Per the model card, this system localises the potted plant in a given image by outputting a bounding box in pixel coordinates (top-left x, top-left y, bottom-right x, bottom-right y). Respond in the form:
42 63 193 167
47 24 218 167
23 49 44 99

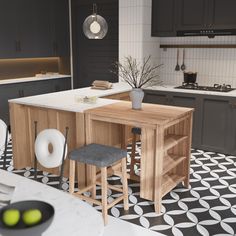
112 56 162 109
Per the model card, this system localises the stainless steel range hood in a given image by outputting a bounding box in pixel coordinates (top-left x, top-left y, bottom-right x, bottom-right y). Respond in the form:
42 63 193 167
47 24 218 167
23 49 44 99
177 29 236 38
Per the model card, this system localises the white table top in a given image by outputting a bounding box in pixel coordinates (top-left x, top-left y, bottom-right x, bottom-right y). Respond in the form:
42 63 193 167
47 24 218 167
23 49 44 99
0 170 104 236
9 82 131 113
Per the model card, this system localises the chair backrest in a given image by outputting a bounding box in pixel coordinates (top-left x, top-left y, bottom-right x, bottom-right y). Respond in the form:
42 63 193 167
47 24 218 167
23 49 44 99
34 129 68 169
0 119 8 154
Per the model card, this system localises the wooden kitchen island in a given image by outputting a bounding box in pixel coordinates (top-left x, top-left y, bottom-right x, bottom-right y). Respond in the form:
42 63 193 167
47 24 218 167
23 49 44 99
9 83 193 213
85 101 193 213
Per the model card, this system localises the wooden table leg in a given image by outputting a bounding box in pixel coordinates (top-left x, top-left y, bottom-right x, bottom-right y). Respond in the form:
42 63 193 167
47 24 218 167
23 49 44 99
183 114 193 188
140 128 156 201
154 126 164 214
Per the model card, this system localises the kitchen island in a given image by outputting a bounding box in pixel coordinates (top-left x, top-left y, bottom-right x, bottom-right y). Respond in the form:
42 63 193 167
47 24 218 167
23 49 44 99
9 83 193 212
9 83 131 187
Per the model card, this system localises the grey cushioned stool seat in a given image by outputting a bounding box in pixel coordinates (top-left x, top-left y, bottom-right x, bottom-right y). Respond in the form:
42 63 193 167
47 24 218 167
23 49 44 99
69 143 127 167
131 127 141 135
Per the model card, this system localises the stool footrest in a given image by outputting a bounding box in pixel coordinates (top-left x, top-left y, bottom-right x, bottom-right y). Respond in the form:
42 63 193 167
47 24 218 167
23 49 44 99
108 195 125 209
77 184 94 194
73 193 102 206
95 181 123 193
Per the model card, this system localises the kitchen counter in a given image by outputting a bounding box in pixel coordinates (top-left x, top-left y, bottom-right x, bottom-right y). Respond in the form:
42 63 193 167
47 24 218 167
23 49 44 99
9 82 131 112
0 74 70 85
147 84 236 97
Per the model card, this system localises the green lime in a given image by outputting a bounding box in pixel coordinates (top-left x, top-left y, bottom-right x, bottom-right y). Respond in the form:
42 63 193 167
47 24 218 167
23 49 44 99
22 209 42 226
2 209 20 227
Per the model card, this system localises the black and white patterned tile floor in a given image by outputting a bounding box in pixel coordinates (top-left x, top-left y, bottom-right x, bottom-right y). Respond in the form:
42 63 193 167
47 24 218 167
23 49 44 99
1 139 236 236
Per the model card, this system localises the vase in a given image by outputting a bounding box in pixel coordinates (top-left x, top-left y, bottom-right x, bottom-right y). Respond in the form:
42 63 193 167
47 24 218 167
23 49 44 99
129 88 144 110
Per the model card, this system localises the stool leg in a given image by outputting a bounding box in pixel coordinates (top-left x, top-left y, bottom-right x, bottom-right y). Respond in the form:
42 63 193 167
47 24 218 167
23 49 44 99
130 133 137 177
121 158 129 211
91 166 97 200
69 160 75 194
101 167 108 225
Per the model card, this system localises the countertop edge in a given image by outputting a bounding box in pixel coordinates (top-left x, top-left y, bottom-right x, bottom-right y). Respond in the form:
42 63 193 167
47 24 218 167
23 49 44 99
144 85 236 98
0 75 71 85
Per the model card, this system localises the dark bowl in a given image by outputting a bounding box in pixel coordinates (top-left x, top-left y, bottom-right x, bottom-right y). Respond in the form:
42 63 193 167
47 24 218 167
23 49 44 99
0 200 54 236
184 72 197 84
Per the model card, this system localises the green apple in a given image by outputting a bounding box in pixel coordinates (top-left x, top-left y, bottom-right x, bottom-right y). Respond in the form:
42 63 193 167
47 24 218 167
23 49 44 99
22 209 42 226
2 209 20 227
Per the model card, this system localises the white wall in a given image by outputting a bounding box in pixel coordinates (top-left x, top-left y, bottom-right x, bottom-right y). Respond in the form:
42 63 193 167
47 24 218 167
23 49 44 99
119 1 236 87
119 0 160 64
159 36 236 86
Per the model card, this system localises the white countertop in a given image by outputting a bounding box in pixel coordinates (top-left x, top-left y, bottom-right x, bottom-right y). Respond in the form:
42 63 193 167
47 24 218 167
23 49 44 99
0 170 104 236
0 74 70 85
146 84 236 97
9 82 132 113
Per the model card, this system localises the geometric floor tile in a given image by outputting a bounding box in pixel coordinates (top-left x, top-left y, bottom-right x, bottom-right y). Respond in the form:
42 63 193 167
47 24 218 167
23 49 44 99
1 140 236 236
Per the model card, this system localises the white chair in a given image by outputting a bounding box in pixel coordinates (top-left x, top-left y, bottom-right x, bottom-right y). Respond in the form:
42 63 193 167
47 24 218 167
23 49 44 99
34 121 69 190
0 119 9 170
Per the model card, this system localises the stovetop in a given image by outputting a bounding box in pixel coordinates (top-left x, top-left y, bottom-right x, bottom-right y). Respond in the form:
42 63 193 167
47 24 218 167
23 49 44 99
175 83 235 92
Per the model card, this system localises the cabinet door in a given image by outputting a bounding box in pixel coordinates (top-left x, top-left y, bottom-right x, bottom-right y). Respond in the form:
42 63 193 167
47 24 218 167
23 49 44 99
144 90 170 105
170 94 199 148
52 78 71 92
0 0 18 58
151 0 176 36
51 0 70 56
16 0 53 58
0 84 20 125
21 80 54 97
200 96 231 153
229 99 236 155
208 0 236 29
177 0 209 30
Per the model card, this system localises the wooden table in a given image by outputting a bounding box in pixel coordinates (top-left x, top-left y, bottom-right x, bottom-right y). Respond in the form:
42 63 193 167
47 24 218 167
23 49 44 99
85 101 193 213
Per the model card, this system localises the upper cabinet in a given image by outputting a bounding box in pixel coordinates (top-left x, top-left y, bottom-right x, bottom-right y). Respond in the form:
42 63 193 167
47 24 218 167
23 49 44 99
152 0 236 36
0 0 18 58
208 0 236 29
177 0 209 30
0 0 70 59
151 0 176 36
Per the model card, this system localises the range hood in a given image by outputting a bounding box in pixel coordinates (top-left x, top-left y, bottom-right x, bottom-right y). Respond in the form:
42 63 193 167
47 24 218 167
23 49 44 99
177 29 236 38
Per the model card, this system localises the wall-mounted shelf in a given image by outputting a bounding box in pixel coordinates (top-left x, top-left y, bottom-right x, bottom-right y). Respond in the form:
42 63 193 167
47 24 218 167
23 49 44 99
160 44 236 49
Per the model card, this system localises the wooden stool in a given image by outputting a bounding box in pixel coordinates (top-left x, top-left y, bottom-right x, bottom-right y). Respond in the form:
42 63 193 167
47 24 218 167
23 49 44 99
69 143 129 225
130 127 141 181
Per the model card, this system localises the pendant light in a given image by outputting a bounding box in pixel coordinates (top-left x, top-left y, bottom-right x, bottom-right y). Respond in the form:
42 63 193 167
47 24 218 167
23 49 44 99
83 3 108 39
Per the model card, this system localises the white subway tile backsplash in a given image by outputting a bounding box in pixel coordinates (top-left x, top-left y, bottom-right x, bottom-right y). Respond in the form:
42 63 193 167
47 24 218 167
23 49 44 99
159 36 236 87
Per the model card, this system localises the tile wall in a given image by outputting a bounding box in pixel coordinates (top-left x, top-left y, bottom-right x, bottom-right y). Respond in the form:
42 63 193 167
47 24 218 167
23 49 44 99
119 1 236 87
159 36 236 86
119 0 160 65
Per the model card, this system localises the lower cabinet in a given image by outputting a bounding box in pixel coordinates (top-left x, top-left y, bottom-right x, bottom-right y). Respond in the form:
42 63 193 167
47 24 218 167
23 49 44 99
0 77 71 125
144 89 236 155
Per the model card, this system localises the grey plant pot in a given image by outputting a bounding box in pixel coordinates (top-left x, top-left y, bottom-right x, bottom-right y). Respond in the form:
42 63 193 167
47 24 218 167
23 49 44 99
129 88 144 110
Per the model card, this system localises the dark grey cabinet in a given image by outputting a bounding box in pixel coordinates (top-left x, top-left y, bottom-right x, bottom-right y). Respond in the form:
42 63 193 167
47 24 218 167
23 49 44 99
151 0 176 36
0 0 69 59
51 0 70 56
177 0 208 30
16 0 53 58
0 77 71 125
152 0 236 36
208 0 236 29
144 89 236 155
0 0 18 59
200 96 232 153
